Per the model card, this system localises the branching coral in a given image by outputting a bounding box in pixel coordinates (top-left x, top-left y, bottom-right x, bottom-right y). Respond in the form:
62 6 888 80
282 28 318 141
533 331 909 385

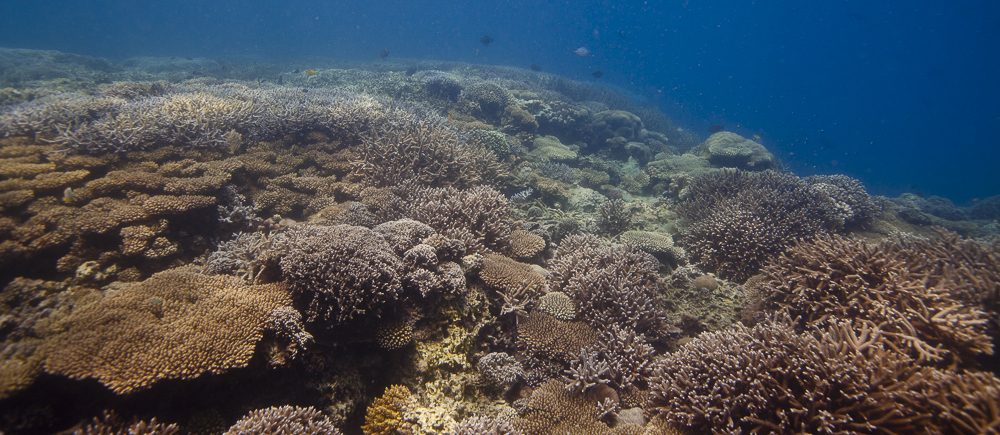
352 108 502 189
398 184 514 255
224 406 342 435
546 235 666 336
648 314 999 435
264 224 405 324
762 232 995 365
678 169 841 282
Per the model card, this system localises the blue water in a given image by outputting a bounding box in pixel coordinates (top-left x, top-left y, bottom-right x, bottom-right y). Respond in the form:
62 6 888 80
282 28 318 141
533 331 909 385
2 0 998 203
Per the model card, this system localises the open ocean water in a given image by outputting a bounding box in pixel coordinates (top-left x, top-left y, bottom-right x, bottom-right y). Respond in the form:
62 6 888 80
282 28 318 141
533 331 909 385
0 1 998 434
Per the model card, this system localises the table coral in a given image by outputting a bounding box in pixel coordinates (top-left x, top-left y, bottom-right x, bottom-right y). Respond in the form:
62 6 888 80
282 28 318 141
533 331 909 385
43 266 292 394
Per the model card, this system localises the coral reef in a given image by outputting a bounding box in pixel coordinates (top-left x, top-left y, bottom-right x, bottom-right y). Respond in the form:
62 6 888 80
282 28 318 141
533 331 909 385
362 385 415 435
594 199 632 236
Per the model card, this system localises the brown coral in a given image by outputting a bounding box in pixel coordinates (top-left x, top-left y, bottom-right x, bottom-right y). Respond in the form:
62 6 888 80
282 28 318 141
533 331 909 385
648 314 1000 435
518 311 600 361
352 109 501 189
508 229 545 259
43 266 292 394
362 385 415 435
511 379 641 435
224 405 342 435
762 232 995 365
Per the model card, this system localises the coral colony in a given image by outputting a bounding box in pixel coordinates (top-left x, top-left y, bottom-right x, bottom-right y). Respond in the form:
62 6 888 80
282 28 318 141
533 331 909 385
0 51 998 435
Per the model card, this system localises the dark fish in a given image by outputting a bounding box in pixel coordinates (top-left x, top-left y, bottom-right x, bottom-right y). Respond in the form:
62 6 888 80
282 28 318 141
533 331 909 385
592 70 603 78
302 88 309 93
293 68 300 73
618 30 626 39
380 48 389 59
480 35 493 46
278 75 283 85
530 64 541 71
185 57 193 61
708 125 724 133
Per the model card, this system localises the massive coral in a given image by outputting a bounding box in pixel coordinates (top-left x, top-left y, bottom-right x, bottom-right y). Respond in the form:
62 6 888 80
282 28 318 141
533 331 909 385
43 266 292 394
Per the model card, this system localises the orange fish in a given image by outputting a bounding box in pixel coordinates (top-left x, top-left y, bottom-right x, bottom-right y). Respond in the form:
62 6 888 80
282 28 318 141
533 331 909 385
305 70 316 75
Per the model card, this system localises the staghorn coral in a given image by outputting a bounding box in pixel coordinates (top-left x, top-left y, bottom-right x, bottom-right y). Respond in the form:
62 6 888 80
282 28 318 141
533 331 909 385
648 314 1000 435
43 266 292 394
73 410 179 435
400 184 515 255
223 405 342 435
353 108 502 189
592 324 657 391
678 169 838 282
762 232 995 365
265 224 405 324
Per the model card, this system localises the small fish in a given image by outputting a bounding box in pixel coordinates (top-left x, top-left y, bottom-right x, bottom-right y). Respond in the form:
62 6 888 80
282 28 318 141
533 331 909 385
592 70 603 78
973 198 981 202
574 46 590 56
530 64 542 71
480 35 494 46
62 187 74 204
752 134 762 144
293 68 300 73
709 125 724 133
753 134 761 140
302 88 309 93
618 30 626 39
185 57 193 61
305 70 316 75
380 48 389 59
278 75 282 85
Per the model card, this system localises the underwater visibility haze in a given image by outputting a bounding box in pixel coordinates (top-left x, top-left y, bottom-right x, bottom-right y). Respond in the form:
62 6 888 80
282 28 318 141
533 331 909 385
0 0 999 434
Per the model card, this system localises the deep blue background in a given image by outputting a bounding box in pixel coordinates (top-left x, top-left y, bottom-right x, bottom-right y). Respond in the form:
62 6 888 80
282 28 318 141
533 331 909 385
2 0 998 203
